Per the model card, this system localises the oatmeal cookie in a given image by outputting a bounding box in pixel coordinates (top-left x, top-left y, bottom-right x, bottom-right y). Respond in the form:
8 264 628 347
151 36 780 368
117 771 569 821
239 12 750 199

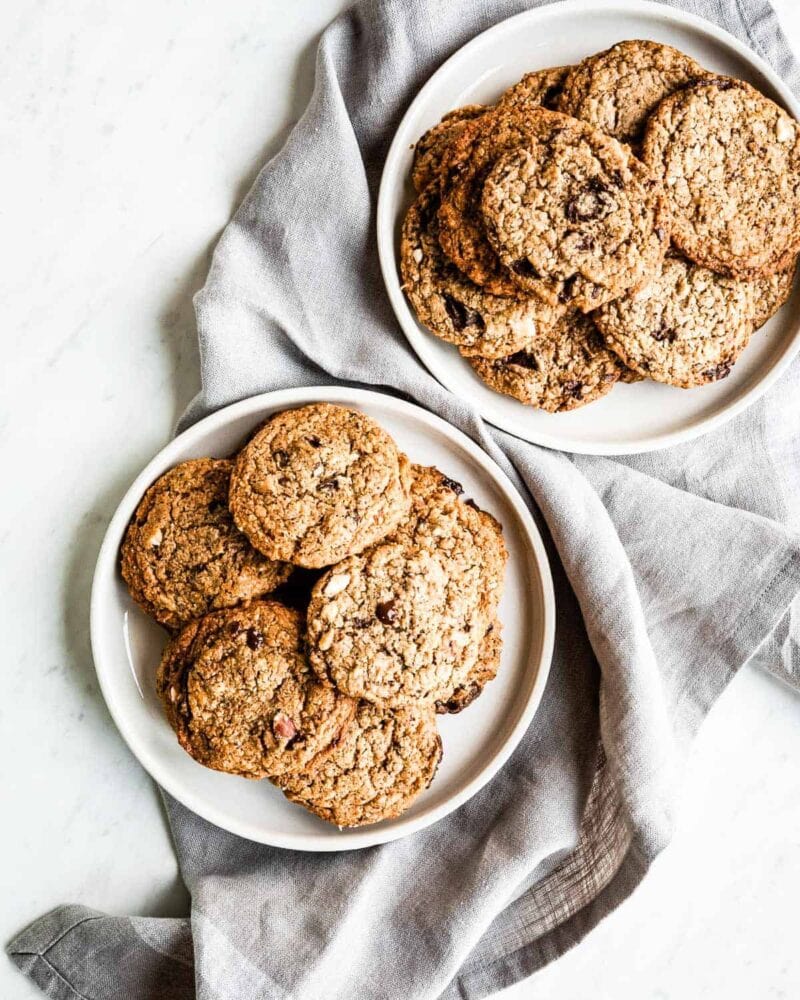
480 120 670 310
400 188 563 358
156 601 356 779
751 258 796 329
642 77 800 277
497 66 571 112
594 254 754 387
469 310 623 411
120 458 291 632
557 40 706 145
435 617 502 714
307 465 507 709
276 702 442 828
230 404 412 569
412 105 485 193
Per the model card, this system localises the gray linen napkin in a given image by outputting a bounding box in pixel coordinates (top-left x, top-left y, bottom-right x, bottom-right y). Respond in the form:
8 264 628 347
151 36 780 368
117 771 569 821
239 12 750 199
9 1 800 998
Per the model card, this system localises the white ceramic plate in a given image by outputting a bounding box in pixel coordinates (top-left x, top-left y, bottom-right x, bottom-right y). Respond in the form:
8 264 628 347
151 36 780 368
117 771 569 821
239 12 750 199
378 0 800 455
91 387 554 850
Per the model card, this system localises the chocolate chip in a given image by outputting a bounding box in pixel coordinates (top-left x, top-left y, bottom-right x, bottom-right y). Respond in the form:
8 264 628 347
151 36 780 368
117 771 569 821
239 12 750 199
542 84 563 107
376 599 398 625
246 628 265 650
702 361 733 381
306 436 321 448
440 475 464 495
273 449 289 468
506 351 538 371
443 295 485 333
511 258 540 279
566 181 612 222
651 326 677 343
563 380 584 399
559 276 579 302
207 499 226 514
318 477 340 493
228 621 243 637
464 497 480 511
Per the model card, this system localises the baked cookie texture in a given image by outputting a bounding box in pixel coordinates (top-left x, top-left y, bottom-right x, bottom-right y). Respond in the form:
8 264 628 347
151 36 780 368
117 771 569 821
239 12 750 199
120 458 291 632
156 601 356 779
480 119 670 311
412 105 485 193
435 617 502 714
595 255 755 387
557 40 706 145
307 465 507 709
469 310 623 411
276 702 442 828
400 188 564 358
230 404 412 569
496 66 571 112
751 259 796 329
643 77 800 278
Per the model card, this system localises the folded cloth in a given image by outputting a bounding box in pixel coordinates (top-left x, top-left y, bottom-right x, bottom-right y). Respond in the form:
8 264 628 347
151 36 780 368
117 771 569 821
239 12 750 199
9 1 800 998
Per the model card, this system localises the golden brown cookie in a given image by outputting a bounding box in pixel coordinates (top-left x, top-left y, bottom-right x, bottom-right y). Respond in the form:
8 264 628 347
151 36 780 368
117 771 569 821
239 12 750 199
642 77 800 277
400 188 564 358
435 617 502 714
230 404 412 569
594 254 754 387
120 459 291 632
497 66 571 112
276 702 442 828
751 259 796 329
469 311 623 411
307 465 507 710
557 40 706 144
411 105 485 193
156 601 356 779
480 118 670 310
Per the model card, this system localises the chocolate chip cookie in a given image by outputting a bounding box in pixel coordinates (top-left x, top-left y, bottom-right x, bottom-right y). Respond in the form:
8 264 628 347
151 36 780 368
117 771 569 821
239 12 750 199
230 404 412 569
276 702 442 828
307 465 507 709
469 310 623 411
642 77 800 277
120 459 291 632
480 119 670 310
557 40 706 145
751 258 796 329
594 254 754 387
412 105 485 193
156 601 356 779
400 188 564 358
497 66 571 112
435 617 502 714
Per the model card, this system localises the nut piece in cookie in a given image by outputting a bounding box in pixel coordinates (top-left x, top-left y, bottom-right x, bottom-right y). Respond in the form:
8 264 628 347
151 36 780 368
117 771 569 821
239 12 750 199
229 404 412 569
120 458 291 632
642 77 800 278
436 618 502 714
469 311 623 411
400 188 564 359
276 702 442 827
497 66 571 112
412 104 485 193
480 121 670 311
557 40 706 145
594 255 754 388
307 465 507 709
156 601 356 779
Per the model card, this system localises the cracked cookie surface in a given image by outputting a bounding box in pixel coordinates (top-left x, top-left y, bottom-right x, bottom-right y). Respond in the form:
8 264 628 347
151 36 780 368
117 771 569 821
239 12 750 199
412 105 485 193
276 702 442 828
642 77 800 277
156 601 356 779
751 258 796 329
230 404 411 569
595 254 754 387
480 119 669 310
497 65 571 112
557 40 705 145
307 465 507 709
435 617 502 714
120 458 291 632
469 310 623 411
400 188 564 358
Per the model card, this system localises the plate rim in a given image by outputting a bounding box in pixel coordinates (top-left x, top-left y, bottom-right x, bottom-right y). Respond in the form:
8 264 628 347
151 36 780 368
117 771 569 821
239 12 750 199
377 0 800 455
90 385 556 850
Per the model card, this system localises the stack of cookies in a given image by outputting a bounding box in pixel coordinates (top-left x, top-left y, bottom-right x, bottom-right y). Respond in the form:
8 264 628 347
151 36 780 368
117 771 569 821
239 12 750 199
120 403 507 828
400 40 800 411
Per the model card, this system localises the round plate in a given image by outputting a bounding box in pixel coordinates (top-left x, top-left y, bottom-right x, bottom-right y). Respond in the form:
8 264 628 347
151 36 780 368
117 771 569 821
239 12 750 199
90 387 554 850
377 0 800 455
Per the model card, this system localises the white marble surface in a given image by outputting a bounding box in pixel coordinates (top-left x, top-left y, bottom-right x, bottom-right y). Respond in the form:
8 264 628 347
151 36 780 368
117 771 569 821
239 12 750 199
2 1 799 997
